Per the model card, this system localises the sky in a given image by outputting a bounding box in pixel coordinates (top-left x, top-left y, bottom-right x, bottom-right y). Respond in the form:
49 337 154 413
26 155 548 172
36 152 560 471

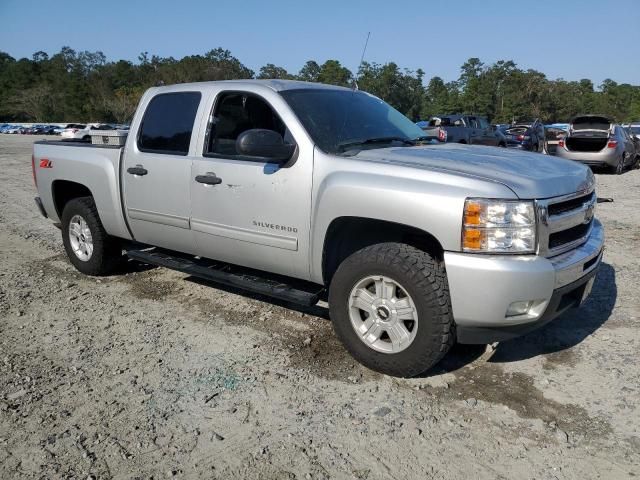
1 0 638 86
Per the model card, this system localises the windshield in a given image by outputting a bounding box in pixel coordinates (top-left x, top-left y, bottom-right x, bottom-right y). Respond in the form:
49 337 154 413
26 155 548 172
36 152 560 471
630 126 640 134
280 89 425 154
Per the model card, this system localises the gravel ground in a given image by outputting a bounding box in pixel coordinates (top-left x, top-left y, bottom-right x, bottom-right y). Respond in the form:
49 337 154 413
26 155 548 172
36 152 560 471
0 134 638 479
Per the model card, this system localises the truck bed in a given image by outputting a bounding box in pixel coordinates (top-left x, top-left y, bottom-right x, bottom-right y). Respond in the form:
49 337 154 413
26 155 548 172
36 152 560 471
32 139 131 241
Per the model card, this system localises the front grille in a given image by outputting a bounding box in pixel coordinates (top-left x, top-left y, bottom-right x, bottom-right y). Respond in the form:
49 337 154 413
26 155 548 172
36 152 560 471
548 192 595 216
537 187 596 256
548 222 591 249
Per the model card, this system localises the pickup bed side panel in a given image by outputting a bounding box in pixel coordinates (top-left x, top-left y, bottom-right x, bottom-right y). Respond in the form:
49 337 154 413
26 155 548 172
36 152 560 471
309 149 517 284
33 143 132 240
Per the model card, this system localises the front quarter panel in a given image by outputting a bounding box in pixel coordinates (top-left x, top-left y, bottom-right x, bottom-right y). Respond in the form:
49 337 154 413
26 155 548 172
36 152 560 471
309 148 517 283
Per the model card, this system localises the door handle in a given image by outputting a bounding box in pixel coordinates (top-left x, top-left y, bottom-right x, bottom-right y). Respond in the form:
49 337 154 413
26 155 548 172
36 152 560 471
195 174 223 185
127 165 148 176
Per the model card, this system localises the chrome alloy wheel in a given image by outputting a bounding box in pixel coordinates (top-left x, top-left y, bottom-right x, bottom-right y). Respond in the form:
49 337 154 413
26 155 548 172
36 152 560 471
68 214 93 261
348 275 418 354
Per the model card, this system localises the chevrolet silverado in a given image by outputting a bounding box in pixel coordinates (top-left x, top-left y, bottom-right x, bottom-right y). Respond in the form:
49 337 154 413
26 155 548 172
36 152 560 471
32 80 604 377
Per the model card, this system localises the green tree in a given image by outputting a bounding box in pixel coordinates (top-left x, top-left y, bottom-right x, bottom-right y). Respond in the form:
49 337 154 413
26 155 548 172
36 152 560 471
257 63 294 79
318 60 352 87
297 60 321 82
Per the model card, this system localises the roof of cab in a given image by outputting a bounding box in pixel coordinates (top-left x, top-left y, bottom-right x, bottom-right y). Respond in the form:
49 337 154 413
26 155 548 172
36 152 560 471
151 79 352 93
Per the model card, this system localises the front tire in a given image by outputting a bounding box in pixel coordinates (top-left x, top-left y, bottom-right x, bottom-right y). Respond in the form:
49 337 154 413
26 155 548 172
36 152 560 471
328 243 454 377
61 197 123 275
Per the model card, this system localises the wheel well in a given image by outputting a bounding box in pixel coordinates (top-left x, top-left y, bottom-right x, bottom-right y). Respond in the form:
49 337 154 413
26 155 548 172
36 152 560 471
52 180 93 218
322 217 444 285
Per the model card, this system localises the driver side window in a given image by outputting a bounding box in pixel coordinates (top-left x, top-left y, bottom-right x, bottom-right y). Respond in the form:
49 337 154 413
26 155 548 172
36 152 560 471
205 92 291 158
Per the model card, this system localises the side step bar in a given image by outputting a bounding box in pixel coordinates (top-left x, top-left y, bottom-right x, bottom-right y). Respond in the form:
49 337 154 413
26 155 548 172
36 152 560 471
125 248 323 307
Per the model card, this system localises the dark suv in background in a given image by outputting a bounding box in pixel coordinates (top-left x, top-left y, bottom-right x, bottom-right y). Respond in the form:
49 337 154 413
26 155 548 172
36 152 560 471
502 119 546 152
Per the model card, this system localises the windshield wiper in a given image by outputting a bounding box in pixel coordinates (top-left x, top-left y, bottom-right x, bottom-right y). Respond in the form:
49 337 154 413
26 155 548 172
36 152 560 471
337 136 415 151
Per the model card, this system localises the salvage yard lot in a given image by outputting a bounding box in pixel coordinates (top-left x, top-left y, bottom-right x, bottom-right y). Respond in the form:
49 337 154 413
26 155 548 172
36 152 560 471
0 135 639 479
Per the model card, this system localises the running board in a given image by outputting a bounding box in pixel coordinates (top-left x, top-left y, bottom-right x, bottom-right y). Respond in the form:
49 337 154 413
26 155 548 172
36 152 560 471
125 248 322 306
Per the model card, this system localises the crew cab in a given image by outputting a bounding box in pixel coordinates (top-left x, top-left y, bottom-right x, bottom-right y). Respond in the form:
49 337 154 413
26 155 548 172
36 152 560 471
32 80 604 377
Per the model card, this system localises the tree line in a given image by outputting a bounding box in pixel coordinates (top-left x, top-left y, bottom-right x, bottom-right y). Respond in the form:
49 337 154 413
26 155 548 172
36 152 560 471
1 47 638 124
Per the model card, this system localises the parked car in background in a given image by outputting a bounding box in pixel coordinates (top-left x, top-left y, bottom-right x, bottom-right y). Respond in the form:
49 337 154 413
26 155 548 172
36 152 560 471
52 125 66 134
33 125 58 135
502 119 546 152
5 125 23 134
60 124 88 139
419 115 500 146
6 125 25 135
61 123 115 141
627 122 640 141
415 120 447 142
544 125 567 155
3 125 22 133
555 115 638 174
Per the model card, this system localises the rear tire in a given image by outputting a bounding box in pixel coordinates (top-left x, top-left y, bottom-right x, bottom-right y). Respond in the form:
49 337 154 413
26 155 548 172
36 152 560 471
61 196 123 276
328 243 455 377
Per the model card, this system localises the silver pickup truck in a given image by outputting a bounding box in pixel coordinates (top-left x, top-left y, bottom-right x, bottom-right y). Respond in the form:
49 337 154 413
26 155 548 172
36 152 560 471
32 80 604 377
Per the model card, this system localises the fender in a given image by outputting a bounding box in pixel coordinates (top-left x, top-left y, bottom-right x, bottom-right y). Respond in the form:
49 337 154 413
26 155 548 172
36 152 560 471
308 149 517 284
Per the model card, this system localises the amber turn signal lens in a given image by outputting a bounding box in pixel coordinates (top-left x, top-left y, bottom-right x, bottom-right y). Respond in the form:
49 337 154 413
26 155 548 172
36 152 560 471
462 228 483 250
463 201 482 225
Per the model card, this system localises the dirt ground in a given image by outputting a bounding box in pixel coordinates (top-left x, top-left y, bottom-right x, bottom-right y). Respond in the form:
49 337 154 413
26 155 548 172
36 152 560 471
0 134 638 479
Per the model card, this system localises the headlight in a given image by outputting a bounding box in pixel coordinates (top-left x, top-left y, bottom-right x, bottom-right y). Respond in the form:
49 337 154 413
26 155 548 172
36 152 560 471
462 199 536 253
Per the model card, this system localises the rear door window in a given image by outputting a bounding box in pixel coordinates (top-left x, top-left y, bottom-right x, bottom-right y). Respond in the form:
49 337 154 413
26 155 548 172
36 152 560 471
138 92 201 155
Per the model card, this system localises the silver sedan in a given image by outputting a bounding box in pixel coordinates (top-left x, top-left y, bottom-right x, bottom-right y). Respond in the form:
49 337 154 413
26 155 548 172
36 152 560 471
555 115 639 174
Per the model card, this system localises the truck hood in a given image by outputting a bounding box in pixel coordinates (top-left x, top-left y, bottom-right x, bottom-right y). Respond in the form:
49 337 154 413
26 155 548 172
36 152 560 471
352 143 594 199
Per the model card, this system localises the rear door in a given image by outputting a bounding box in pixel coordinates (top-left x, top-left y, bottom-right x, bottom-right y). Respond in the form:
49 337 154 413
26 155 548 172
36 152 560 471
122 90 204 254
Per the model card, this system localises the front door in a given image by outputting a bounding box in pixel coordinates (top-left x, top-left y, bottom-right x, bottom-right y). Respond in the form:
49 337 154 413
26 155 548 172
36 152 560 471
122 91 203 254
190 90 313 280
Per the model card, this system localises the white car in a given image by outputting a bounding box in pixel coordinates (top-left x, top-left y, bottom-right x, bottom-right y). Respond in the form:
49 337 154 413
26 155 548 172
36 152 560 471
5 125 23 134
60 124 89 140
60 123 115 140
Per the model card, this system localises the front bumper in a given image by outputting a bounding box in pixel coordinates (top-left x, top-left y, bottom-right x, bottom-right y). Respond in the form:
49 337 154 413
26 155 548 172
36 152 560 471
445 219 604 344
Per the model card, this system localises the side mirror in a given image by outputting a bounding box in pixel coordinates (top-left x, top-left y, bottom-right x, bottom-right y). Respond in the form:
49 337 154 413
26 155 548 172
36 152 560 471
236 129 295 163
